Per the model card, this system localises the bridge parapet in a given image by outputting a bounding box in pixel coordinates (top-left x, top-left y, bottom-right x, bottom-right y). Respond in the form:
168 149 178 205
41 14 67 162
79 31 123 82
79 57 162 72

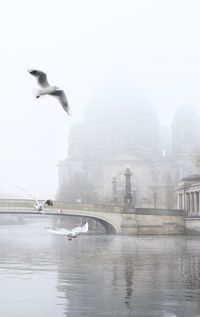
54 201 123 213
0 199 123 213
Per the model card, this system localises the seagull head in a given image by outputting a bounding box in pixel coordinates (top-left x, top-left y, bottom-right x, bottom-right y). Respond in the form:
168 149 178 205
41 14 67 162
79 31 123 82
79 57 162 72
28 69 37 75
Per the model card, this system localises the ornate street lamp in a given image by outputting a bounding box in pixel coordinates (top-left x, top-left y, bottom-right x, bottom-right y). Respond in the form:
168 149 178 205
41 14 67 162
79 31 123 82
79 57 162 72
124 168 134 212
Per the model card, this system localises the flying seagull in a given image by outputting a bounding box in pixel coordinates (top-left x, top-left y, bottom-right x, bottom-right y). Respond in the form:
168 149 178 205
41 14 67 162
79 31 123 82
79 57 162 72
46 222 88 241
33 199 53 213
28 69 70 115
17 186 53 213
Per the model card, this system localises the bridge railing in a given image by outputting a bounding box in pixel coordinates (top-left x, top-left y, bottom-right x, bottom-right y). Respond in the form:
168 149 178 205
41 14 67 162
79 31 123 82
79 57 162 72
0 199 123 213
53 201 123 213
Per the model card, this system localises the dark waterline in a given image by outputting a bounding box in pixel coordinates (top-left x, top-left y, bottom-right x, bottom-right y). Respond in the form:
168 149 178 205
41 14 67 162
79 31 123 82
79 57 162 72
0 221 200 317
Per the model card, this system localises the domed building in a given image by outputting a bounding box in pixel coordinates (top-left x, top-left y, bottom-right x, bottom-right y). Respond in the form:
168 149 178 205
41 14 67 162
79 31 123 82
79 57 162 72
68 82 160 161
57 79 180 208
57 73 200 208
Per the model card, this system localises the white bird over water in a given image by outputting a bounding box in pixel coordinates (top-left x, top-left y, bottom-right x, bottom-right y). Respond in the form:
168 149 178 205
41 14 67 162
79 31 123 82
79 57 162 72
33 198 53 213
28 69 70 115
46 222 88 241
17 186 53 213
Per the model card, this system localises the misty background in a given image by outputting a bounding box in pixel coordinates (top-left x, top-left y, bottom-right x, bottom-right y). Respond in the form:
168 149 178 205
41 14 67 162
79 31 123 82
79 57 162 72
1 0 200 199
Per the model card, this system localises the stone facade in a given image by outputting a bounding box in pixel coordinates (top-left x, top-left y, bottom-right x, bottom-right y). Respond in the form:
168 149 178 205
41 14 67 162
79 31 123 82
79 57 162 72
176 174 200 234
57 97 200 208
121 209 184 235
177 174 200 217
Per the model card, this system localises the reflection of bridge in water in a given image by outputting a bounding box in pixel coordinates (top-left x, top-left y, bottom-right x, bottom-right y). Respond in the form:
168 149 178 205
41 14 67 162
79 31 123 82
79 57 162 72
0 199 184 235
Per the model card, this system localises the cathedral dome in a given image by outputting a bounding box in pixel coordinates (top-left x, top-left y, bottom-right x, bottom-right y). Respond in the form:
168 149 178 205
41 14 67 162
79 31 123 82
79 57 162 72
68 79 160 160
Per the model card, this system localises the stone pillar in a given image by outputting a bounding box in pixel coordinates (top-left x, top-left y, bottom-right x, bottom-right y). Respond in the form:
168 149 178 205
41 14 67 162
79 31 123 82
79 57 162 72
124 168 133 212
186 193 190 217
181 193 184 209
178 194 181 209
183 189 185 210
191 192 194 216
177 193 180 209
195 191 199 216
189 193 192 217
199 192 200 216
196 191 199 215
193 192 196 216
112 177 118 204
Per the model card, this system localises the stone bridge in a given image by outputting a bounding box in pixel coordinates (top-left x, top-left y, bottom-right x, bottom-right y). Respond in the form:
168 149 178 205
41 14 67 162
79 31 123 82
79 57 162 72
0 199 184 235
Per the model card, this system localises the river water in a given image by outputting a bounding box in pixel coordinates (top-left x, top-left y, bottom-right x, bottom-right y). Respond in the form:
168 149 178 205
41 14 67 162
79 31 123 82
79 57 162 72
1 219 200 317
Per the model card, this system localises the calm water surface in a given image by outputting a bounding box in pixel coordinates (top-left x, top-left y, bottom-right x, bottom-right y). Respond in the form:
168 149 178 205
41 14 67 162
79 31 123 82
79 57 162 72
1 220 200 317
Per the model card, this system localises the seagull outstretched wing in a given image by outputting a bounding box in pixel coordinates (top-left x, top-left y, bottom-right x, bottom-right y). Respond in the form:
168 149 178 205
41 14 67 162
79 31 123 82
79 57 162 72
28 69 50 87
17 186 39 205
43 199 53 207
51 89 70 115
46 223 88 237
71 222 88 234
46 227 71 235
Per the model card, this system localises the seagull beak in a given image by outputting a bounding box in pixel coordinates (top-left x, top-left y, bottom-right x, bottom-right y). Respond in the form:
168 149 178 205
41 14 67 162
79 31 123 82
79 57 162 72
27 69 34 75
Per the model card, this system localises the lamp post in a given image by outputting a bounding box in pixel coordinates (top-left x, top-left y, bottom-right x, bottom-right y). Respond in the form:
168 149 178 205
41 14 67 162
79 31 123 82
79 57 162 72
124 168 133 212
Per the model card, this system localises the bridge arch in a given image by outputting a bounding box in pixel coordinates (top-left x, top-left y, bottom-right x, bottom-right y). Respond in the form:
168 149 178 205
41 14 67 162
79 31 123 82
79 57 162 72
0 199 122 234
54 213 118 234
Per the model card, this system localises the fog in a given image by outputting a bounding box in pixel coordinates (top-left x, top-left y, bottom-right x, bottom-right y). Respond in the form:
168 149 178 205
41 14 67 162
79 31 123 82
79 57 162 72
1 0 200 199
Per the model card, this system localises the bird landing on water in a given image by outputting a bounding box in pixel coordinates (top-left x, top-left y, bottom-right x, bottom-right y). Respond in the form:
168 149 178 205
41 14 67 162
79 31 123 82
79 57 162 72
46 222 89 241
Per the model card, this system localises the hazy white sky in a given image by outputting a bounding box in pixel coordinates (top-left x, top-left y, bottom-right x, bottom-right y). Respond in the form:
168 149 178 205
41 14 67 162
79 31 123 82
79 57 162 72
1 0 200 198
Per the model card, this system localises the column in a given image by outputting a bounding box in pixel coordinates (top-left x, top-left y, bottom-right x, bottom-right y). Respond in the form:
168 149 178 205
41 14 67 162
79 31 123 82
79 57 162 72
199 192 200 216
189 192 193 217
192 192 195 216
194 192 197 216
196 191 199 216
180 193 183 209
186 193 190 217
178 193 183 209
124 168 133 212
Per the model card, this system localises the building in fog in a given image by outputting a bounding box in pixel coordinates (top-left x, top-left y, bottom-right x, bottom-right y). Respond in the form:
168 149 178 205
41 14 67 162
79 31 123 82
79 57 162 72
57 82 200 208
172 105 200 155
177 174 200 216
